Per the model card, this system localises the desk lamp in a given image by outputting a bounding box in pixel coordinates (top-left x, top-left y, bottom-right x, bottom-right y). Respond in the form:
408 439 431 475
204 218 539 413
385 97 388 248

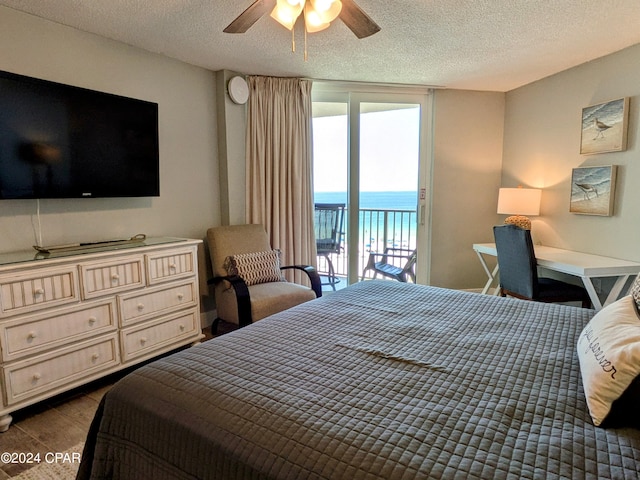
497 187 542 230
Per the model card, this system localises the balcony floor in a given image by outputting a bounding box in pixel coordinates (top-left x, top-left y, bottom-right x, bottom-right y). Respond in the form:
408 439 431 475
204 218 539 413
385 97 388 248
319 274 349 293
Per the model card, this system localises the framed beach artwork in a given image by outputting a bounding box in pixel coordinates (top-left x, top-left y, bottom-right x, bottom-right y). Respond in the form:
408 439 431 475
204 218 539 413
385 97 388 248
580 97 629 155
569 165 617 216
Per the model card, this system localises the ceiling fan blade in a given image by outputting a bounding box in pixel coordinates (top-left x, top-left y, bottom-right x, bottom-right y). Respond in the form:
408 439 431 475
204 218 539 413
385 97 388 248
339 0 381 39
223 0 277 33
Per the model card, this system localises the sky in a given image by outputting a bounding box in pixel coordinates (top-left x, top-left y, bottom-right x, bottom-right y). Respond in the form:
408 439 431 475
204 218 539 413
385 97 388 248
312 106 420 193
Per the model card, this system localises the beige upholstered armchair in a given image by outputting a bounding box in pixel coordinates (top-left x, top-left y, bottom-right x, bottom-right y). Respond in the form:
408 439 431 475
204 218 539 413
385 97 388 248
207 224 322 330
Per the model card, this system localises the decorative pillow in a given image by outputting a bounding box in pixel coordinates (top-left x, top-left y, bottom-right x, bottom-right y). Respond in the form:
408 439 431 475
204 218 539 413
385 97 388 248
223 250 285 286
577 295 640 427
629 273 640 313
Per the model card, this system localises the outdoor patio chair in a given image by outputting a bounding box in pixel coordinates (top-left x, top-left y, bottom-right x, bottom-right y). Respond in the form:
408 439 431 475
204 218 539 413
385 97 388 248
361 247 417 283
314 203 345 290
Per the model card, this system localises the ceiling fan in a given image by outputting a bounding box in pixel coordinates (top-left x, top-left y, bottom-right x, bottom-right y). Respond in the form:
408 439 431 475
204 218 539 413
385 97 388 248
223 0 381 39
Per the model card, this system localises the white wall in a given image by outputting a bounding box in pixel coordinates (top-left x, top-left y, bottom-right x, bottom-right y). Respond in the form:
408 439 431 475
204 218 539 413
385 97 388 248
7 6 583 297
503 43 640 262
216 70 247 226
0 7 220 250
0 7 221 319
431 89 505 289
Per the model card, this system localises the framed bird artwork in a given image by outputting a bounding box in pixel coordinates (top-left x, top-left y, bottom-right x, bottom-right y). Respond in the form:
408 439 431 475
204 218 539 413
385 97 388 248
569 165 617 216
580 97 629 155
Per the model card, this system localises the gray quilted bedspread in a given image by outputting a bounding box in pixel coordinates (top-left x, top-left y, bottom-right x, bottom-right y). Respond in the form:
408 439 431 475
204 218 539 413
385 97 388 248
78 281 640 479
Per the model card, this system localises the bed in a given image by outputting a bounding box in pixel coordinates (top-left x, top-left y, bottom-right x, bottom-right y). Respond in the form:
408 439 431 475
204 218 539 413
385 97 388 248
77 280 640 479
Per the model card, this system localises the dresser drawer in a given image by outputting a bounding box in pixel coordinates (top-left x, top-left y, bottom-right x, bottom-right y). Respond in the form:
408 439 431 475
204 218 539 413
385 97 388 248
0 266 79 318
118 281 197 327
3 334 119 405
121 310 198 362
145 248 196 285
0 300 117 362
80 257 145 299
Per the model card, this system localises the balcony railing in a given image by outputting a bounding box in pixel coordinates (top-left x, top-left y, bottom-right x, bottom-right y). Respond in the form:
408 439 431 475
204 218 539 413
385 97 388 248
316 207 418 282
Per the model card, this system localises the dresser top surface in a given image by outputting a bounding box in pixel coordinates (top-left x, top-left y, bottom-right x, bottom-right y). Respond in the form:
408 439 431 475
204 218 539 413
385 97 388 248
0 237 199 268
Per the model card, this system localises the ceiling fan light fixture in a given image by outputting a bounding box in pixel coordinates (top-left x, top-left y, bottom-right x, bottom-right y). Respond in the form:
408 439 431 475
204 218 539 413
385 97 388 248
309 0 342 23
270 0 305 30
311 0 332 10
304 20 330 33
304 5 330 32
223 0 380 40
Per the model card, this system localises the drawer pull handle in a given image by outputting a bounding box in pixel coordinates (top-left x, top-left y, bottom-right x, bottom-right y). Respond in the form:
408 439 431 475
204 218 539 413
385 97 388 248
111 274 120 281
177 293 184 300
169 263 177 270
88 317 97 325
140 337 147 345
27 331 37 340
91 353 100 361
137 303 145 311
34 288 45 296
32 373 41 381
179 324 185 331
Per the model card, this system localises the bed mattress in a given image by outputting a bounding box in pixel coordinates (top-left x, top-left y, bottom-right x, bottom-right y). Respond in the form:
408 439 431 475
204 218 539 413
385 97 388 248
78 281 640 479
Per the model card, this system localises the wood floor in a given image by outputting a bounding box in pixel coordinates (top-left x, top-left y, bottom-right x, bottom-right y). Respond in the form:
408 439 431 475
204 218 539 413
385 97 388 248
0 373 114 478
0 325 227 478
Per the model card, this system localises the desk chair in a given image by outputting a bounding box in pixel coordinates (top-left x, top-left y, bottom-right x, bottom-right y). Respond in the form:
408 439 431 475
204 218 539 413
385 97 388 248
493 225 590 308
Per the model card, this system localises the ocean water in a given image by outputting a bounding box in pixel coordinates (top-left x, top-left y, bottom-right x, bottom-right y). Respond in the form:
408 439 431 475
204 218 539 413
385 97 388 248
570 167 613 202
581 99 625 130
314 191 418 210
314 191 418 250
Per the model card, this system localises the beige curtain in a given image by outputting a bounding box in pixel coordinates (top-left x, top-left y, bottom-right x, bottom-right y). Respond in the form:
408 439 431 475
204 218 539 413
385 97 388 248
246 76 317 282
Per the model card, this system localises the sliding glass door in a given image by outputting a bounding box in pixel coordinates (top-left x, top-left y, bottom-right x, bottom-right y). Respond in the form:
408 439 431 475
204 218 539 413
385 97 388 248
312 85 433 288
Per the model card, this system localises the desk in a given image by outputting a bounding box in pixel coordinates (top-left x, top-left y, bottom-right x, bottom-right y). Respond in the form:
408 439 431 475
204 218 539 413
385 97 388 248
473 243 640 310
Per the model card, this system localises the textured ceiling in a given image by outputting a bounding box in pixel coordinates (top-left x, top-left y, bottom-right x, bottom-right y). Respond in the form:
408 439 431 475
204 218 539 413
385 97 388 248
2 0 640 91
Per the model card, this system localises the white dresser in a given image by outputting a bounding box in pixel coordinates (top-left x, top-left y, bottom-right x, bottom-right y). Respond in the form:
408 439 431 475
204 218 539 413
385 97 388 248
0 237 203 431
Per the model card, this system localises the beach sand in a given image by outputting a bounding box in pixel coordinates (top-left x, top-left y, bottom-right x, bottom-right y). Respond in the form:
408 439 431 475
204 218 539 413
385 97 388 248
570 191 611 215
581 122 624 154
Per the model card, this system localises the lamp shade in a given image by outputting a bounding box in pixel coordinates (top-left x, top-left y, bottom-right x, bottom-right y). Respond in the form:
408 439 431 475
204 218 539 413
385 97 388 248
497 187 542 230
497 188 541 216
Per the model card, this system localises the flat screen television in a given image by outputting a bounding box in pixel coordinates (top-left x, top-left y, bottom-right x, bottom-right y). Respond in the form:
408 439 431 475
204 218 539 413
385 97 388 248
0 70 159 199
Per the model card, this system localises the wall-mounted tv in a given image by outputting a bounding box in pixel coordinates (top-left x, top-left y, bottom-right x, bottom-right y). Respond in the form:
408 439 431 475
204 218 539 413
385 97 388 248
0 70 159 199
